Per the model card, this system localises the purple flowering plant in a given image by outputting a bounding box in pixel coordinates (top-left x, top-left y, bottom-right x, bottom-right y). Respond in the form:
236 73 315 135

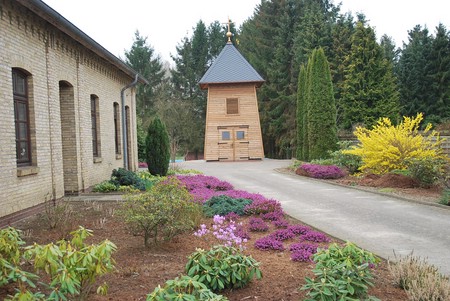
268 229 296 241
248 217 269 232
254 236 285 251
300 231 331 243
194 215 247 250
272 219 290 228
291 249 314 262
245 198 283 215
298 163 345 179
287 224 312 236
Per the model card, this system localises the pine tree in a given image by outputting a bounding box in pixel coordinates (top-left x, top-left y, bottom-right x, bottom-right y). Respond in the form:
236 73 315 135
145 116 170 176
397 25 433 118
427 23 450 122
341 21 400 129
306 47 338 160
124 31 165 126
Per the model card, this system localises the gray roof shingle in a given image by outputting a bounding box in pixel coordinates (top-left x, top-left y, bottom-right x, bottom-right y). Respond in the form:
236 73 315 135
199 42 264 89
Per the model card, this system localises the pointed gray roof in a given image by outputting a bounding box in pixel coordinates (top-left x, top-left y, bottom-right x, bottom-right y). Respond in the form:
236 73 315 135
199 42 265 89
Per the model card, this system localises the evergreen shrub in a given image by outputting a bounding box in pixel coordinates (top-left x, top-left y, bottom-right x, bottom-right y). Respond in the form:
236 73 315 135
111 168 145 191
145 116 170 176
202 195 252 217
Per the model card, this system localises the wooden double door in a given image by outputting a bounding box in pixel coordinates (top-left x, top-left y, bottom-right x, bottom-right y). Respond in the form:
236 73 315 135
218 126 249 161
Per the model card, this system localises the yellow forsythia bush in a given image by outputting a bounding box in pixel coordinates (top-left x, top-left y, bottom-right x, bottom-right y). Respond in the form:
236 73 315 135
344 113 446 174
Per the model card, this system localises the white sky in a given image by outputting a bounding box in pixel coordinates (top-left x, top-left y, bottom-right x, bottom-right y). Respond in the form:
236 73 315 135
42 0 449 63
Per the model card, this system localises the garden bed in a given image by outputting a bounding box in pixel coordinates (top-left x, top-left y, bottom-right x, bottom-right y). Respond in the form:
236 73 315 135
1 201 407 300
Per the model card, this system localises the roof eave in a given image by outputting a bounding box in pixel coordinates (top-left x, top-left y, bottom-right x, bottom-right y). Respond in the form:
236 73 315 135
199 80 265 90
18 0 148 85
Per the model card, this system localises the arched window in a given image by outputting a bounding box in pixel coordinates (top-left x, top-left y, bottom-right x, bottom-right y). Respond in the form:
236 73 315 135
13 69 31 166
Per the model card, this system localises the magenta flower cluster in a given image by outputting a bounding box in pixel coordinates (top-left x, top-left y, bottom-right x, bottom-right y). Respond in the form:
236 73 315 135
268 229 296 241
287 224 312 235
244 199 283 215
298 163 345 179
177 175 234 192
254 236 285 251
248 217 269 232
194 215 248 250
272 219 289 228
289 243 319 262
300 231 331 243
261 210 285 221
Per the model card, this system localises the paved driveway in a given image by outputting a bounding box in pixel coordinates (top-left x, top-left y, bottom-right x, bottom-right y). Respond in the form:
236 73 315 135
180 159 450 276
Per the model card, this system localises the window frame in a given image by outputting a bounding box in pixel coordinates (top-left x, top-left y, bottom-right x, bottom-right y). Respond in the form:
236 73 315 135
91 95 100 157
113 102 121 155
13 69 32 166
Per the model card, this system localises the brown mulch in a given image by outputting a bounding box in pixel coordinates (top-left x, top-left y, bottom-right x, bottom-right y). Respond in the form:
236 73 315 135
0 202 408 301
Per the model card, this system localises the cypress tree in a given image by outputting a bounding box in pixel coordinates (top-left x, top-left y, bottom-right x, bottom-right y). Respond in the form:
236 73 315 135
296 64 308 160
306 47 338 160
145 116 170 176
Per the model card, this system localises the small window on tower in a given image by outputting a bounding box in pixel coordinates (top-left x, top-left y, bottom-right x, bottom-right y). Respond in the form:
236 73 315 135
226 98 239 114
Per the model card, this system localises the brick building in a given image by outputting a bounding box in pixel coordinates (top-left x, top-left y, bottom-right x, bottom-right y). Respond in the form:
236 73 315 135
0 0 146 221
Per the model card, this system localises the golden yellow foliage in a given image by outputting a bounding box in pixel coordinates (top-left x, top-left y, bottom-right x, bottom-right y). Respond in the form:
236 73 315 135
344 113 446 174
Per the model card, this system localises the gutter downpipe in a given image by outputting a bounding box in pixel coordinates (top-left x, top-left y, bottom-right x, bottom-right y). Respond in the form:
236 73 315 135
121 74 139 170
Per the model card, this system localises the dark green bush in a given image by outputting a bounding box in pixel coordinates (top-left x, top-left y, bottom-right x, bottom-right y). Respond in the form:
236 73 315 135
110 168 145 191
439 188 450 206
203 195 253 217
145 116 170 176
405 157 445 188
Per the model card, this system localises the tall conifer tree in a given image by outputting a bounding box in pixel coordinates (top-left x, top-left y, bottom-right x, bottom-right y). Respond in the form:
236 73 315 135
296 64 308 160
306 47 338 160
341 21 399 129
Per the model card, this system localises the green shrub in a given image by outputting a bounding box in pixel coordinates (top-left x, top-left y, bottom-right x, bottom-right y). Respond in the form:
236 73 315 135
388 253 450 301
405 157 446 187
328 141 363 174
1 227 116 301
203 195 253 217
111 168 145 190
301 241 380 301
186 245 262 292
146 275 228 301
145 116 170 176
310 158 335 166
439 188 450 206
119 177 202 247
93 180 118 193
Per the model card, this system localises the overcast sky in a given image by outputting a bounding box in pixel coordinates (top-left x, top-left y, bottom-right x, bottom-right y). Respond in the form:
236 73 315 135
42 0 449 63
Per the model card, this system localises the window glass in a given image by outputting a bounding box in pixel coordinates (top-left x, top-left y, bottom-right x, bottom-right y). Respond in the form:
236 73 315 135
222 131 231 140
236 131 245 140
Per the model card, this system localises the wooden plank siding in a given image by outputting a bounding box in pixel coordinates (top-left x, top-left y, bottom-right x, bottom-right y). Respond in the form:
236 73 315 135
204 83 264 161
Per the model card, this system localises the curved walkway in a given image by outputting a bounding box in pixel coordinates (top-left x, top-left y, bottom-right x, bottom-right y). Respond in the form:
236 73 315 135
180 159 450 276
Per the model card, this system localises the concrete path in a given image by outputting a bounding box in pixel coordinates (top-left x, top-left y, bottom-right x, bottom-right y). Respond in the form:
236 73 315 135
180 159 450 276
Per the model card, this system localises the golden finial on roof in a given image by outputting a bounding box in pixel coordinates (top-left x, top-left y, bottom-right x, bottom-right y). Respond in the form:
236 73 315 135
222 17 234 43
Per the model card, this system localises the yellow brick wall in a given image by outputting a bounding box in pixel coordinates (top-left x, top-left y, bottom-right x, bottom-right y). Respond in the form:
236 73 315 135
0 0 138 218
